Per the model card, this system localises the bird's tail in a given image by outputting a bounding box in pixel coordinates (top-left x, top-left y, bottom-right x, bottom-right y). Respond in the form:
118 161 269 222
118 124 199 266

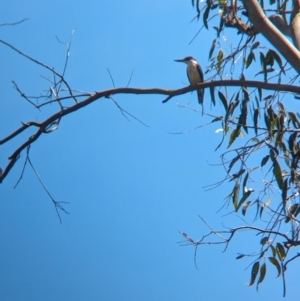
197 89 204 114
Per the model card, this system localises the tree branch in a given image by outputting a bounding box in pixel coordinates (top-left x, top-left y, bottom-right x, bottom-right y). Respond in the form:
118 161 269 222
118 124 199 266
241 0 300 73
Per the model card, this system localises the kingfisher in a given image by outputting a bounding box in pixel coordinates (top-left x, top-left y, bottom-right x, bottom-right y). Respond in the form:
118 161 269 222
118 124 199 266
174 56 204 106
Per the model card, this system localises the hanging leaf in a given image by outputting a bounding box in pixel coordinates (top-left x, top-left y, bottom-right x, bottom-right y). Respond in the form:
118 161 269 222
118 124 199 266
288 112 300 128
278 101 285 114
245 52 255 68
284 150 290 167
285 203 300 223
270 149 284 189
242 201 251 216
236 254 245 259
254 108 259 135
260 237 269 245
265 50 275 66
276 243 286 261
238 100 248 134
237 191 251 211
251 41 260 50
209 86 216 106
261 155 269 167
209 39 216 60
293 203 300 217
232 182 240 210
288 132 297 155
256 263 266 291
260 52 266 69
282 178 288 209
269 49 285 74
258 88 262 102
270 245 276 257
230 169 245 181
268 257 281 277
260 198 271 218
228 128 240 148
203 5 210 28
218 91 228 111
243 172 249 192
247 261 260 286
228 154 240 173
216 49 223 73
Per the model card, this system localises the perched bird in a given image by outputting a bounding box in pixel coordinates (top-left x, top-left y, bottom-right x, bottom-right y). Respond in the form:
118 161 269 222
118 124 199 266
174 56 204 106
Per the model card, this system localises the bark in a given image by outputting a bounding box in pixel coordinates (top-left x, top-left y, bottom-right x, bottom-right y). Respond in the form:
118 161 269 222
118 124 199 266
291 0 300 50
241 0 300 73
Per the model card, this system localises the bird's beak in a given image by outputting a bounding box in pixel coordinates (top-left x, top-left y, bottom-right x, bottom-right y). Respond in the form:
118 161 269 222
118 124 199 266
174 58 185 63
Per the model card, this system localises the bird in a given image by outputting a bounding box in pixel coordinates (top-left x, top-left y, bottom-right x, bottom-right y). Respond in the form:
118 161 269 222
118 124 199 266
174 56 204 107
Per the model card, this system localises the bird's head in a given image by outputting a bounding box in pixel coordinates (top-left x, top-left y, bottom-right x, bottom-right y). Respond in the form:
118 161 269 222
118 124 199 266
174 56 197 65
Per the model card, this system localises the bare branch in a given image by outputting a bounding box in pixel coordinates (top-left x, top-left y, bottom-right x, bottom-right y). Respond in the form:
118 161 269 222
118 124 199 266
0 18 28 27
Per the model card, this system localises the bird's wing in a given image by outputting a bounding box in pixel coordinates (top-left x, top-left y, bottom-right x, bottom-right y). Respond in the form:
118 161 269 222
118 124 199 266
196 63 204 82
186 69 191 84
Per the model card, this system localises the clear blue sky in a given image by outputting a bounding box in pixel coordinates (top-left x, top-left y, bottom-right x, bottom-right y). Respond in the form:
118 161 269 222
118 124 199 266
1 0 299 300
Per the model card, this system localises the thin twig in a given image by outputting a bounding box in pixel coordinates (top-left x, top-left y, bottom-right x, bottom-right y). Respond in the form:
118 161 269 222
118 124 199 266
0 18 28 26
107 68 115 88
27 156 69 223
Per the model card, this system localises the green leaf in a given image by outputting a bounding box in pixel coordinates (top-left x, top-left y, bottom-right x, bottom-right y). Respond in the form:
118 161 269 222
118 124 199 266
268 257 281 278
236 191 251 211
270 149 283 189
218 91 228 111
276 243 286 261
238 100 248 134
260 198 271 218
265 50 275 66
211 116 222 122
228 154 240 173
268 257 281 277
254 108 259 135
282 178 288 210
242 201 251 216
230 169 245 181
243 172 249 192
209 39 216 60
245 52 255 68
247 261 260 286
260 237 269 245
288 112 300 128
261 155 269 167
256 263 266 291
260 52 266 70
288 132 298 154
284 150 290 167
269 49 285 74
217 49 223 73
232 182 240 210
258 88 262 102
203 5 210 29
251 41 260 50
285 203 300 223
264 113 270 134
209 86 216 106
293 203 300 217
270 245 276 257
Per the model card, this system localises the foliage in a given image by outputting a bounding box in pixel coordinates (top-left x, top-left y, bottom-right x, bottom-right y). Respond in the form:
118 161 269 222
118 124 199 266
178 0 300 296
1 0 300 297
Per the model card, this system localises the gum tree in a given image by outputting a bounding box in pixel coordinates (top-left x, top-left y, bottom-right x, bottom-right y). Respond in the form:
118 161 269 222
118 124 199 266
177 0 300 296
1 0 300 296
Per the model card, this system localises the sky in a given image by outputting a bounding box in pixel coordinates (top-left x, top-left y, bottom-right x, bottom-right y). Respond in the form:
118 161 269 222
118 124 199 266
0 0 300 300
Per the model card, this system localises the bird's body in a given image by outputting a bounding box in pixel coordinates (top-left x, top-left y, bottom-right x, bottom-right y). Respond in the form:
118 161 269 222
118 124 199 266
174 56 204 106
